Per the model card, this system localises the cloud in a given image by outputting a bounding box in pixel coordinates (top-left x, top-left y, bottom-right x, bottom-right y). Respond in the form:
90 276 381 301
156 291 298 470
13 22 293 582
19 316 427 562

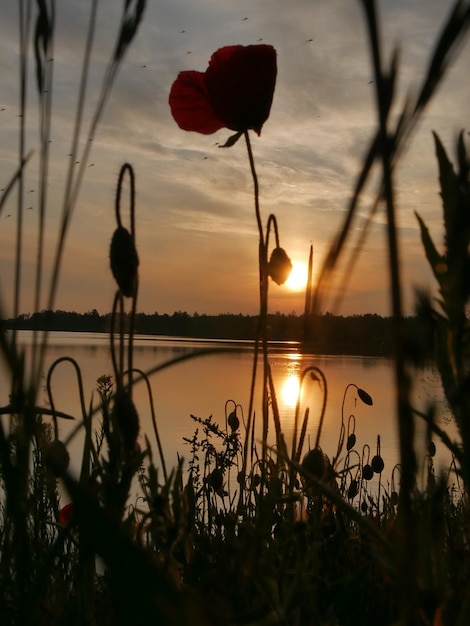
0 0 468 317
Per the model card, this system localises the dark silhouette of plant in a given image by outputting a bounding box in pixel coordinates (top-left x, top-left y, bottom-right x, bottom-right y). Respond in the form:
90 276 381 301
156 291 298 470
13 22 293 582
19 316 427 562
416 131 470 487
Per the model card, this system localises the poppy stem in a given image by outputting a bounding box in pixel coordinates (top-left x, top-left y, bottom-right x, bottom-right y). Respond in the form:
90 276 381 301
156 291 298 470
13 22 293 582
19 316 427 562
243 130 270 496
243 130 264 248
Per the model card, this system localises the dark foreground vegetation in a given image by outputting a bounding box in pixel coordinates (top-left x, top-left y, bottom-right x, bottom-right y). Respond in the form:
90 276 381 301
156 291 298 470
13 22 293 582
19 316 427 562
1 2 470 625
2 310 425 357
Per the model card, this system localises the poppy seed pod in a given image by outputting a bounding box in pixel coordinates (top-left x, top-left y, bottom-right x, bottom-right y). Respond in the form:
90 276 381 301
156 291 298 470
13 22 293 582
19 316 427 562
110 226 139 297
268 247 292 286
112 388 140 452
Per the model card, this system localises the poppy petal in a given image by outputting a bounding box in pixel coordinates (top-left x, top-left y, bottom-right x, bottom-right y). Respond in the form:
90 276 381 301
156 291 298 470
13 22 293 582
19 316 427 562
59 502 73 525
169 70 225 135
205 45 277 135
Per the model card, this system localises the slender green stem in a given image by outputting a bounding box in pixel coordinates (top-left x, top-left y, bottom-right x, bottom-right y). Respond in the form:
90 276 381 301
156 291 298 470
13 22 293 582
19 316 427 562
243 131 264 248
237 131 270 510
244 131 269 458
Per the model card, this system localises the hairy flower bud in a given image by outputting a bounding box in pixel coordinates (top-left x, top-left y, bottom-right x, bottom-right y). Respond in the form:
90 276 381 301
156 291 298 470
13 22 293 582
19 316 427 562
347 479 359 500
268 247 292 286
362 464 374 481
301 447 325 480
371 454 384 474
45 439 70 477
227 410 240 432
207 467 224 492
110 226 139 297
112 388 140 452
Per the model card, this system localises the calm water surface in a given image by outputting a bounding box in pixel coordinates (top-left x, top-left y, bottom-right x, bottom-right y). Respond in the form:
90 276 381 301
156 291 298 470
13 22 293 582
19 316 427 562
1 331 455 490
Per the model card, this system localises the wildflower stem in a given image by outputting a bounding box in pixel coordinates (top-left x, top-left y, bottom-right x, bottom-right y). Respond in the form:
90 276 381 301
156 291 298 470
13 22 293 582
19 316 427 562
240 130 270 506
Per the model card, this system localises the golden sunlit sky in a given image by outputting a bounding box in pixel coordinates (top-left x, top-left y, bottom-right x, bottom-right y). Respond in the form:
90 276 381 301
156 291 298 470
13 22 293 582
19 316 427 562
0 1 468 318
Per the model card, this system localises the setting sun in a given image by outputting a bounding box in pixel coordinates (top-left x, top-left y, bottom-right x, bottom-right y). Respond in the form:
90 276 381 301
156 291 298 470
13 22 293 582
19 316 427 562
285 260 309 291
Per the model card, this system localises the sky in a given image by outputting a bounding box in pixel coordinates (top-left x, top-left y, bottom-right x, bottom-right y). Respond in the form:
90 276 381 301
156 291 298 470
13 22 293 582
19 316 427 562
0 0 469 318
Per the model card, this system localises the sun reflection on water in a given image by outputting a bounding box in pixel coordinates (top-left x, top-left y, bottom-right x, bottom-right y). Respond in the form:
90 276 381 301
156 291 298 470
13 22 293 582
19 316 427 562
281 374 301 408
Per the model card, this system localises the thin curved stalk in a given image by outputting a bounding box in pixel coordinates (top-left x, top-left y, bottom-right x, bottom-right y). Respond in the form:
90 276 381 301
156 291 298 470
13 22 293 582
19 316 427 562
46 356 89 441
63 347 227 448
126 367 168 482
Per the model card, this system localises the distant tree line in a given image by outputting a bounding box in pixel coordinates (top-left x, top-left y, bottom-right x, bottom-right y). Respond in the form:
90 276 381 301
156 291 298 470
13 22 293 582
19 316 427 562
1 309 430 357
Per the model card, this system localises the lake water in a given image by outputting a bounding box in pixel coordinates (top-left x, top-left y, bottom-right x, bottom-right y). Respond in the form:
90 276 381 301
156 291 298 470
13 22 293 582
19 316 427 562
1 330 456 492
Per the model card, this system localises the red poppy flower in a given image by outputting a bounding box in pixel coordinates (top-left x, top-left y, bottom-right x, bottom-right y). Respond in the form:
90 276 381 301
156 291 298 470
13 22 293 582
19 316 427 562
169 45 277 136
58 502 73 525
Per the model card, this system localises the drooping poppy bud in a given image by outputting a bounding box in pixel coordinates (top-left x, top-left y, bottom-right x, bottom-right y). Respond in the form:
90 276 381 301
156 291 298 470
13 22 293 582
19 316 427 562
45 439 70 477
112 388 140 452
357 388 373 406
110 226 139 297
268 247 292 285
346 433 356 451
347 479 359 500
301 447 325 480
207 467 224 493
371 454 384 474
362 464 374 481
227 410 240 432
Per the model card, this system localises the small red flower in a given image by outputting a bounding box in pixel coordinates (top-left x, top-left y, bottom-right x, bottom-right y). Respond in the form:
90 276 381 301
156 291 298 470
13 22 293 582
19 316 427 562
58 502 73 525
169 45 277 136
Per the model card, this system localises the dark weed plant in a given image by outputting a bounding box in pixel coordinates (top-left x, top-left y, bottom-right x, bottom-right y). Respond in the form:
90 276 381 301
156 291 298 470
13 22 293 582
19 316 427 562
1 0 470 625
